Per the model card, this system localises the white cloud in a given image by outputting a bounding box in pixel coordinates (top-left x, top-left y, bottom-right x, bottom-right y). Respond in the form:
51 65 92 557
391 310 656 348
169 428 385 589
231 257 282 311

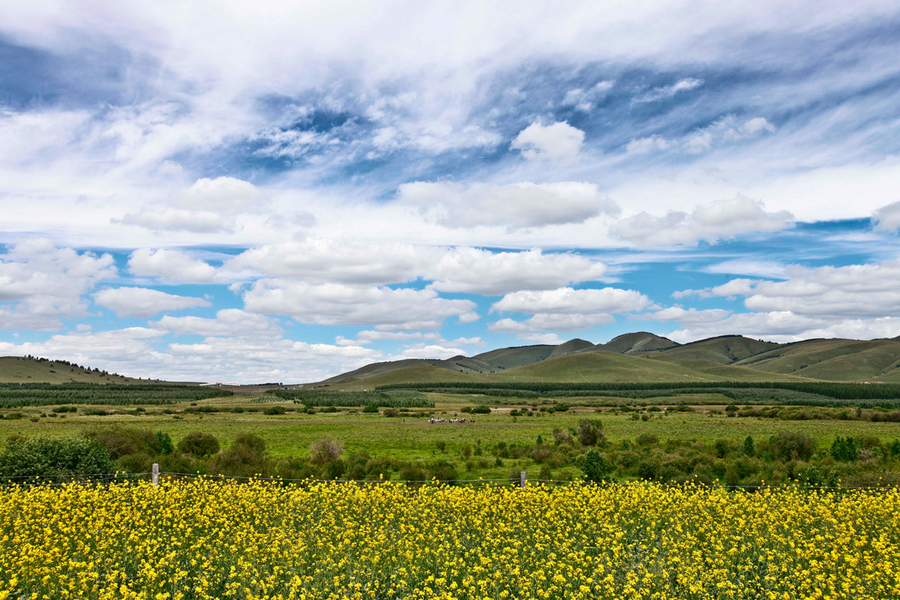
128 248 217 283
638 307 733 323
489 287 650 336
561 80 614 112
118 209 236 233
152 309 282 339
666 312 900 345
490 313 615 334
241 280 477 330
493 287 651 315
174 177 264 214
397 181 618 229
94 287 211 318
872 200 900 231
0 240 117 330
673 278 758 299
626 135 672 154
510 121 585 162
428 248 608 295
225 239 432 285
611 195 794 246
635 78 703 102
703 259 789 279
744 261 900 318
0 325 381 384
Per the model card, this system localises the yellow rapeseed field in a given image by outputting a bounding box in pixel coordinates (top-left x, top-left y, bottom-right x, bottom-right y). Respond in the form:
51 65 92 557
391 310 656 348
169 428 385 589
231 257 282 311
0 479 897 599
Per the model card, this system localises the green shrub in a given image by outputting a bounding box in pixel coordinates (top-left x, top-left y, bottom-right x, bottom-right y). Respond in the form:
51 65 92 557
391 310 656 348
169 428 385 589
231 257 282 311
263 405 286 415
0 437 117 478
429 461 458 483
581 450 612 483
743 435 756 457
572 419 604 446
769 432 816 462
177 432 220 457
362 404 379 413
470 405 491 414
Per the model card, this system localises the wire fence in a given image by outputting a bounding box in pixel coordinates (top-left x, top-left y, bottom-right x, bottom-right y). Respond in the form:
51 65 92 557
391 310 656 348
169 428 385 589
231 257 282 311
1 467 899 493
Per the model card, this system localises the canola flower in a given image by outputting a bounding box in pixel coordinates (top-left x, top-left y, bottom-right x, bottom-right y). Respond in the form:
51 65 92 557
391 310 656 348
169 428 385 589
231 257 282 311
0 479 898 599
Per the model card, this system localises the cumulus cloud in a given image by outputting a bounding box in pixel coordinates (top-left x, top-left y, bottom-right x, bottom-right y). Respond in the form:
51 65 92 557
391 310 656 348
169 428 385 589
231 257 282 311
636 307 733 323
174 177 265 214
743 261 900 318
667 259 900 343
241 280 477 330
94 287 211 318
666 312 900 345
872 200 900 231
0 325 381 384
490 313 615 333
493 287 651 315
510 121 585 162
489 287 651 337
128 248 217 283
152 309 282 339
225 239 432 285
118 209 236 233
428 248 607 295
0 240 117 329
398 181 618 229
611 195 794 246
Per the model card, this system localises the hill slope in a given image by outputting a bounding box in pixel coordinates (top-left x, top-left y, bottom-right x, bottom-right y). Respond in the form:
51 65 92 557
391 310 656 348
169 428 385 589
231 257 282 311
486 349 798 383
0 356 137 384
661 335 780 364
735 338 900 381
599 332 680 355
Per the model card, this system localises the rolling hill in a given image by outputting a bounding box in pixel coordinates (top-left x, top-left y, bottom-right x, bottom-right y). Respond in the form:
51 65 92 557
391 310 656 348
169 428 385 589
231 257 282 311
0 356 139 384
309 331 900 388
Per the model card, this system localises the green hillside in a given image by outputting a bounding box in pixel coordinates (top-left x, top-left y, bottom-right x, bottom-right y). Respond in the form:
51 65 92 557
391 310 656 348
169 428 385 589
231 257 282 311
735 338 900 381
547 338 595 359
600 332 680 355
489 349 793 383
322 365 483 390
661 335 780 364
0 356 138 384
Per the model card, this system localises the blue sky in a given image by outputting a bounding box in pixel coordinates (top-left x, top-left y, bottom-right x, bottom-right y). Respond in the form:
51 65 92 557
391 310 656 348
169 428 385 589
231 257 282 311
2 1 900 382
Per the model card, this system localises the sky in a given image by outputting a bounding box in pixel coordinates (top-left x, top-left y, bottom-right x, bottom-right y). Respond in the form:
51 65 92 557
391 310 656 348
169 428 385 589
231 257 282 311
2 1 900 383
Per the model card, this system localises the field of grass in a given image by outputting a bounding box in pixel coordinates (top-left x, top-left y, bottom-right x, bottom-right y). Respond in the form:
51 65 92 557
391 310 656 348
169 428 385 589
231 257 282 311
5 394 900 482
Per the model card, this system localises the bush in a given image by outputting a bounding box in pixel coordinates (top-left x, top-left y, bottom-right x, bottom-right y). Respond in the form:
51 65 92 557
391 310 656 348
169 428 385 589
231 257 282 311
743 435 756 457
177 432 221 457
309 438 343 464
0 437 117 478
362 404 379 413
636 434 658 447
572 419 605 446
470 405 491 414
581 450 612 483
429 461 458 483
383 408 400 418
264 405 286 415
830 436 858 462
769 432 816 462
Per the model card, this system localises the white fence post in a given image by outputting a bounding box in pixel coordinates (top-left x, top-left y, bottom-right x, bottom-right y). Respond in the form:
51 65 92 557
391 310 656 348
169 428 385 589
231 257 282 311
520 470 526 489
152 463 159 486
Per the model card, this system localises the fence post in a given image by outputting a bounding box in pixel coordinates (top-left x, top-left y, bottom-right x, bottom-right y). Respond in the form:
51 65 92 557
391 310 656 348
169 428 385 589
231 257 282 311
520 470 526 489
152 463 159 486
